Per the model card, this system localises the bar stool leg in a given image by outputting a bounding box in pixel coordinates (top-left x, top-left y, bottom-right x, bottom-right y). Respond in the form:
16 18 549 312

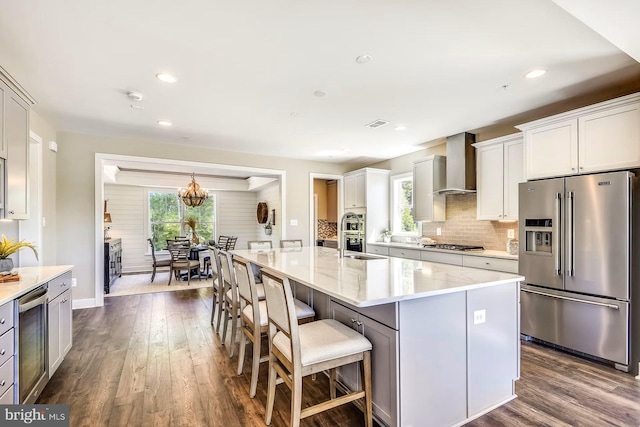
361 351 373 427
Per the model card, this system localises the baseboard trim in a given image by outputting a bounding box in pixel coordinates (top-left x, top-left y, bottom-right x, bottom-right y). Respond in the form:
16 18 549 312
72 298 98 310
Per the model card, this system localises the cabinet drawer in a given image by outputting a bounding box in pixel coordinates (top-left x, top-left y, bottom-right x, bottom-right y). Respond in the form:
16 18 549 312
0 384 13 404
388 247 421 260
331 298 398 330
463 256 518 273
48 271 72 301
0 302 13 336
0 329 13 366
0 356 13 398
367 245 389 255
420 251 463 266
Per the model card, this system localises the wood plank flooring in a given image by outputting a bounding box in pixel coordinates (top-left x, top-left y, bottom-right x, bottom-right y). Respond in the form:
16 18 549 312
37 288 640 426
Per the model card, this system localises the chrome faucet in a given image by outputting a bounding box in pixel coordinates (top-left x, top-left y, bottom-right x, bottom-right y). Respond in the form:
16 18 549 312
338 212 362 258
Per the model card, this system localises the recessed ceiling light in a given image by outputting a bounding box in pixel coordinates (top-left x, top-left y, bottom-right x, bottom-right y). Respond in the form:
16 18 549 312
355 55 372 64
157 120 172 126
524 69 546 79
156 73 177 83
314 90 327 97
394 126 407 131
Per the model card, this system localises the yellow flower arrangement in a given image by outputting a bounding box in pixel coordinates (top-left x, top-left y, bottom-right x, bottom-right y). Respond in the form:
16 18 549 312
0 235 38 260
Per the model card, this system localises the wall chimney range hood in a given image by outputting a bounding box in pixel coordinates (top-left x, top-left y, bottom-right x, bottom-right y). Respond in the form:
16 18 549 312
437 132 476 195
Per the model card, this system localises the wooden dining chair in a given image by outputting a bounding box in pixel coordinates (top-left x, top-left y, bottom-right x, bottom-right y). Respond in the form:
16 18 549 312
233 258 314 398
167 241 201 286
248 240 273 250
280 239 303 249
148 238 171 282
225 236 238 250
261 269 373 427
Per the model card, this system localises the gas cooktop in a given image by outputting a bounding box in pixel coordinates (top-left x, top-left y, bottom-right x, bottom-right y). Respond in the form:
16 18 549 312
422 244 484 251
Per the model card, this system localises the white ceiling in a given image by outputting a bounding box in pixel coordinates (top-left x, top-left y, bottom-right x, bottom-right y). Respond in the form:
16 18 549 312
1 0 639 164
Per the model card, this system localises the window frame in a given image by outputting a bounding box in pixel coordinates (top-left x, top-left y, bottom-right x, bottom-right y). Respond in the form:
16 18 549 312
145 188 217 253
391 172 418 236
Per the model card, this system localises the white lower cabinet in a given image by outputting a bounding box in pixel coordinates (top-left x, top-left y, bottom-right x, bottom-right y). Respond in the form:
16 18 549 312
331 300 398 427
421 250 463 266
388 247 421 260
367 244 389 256
463 255 518 273
48 288 72 377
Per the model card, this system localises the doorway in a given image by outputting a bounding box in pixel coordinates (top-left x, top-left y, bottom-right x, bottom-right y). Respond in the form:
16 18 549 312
311 177 340 248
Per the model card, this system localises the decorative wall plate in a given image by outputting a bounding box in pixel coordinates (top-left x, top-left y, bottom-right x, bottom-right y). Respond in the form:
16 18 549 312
257 202 268 224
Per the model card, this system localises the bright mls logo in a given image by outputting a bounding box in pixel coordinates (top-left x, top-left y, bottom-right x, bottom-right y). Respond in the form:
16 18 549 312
0 405 69 426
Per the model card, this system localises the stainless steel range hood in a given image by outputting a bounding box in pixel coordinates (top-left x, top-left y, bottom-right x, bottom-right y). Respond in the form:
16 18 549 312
437 132 476 195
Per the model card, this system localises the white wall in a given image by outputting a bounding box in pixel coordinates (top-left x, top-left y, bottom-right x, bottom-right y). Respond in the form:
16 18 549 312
216 191 260 251
254 180 281 247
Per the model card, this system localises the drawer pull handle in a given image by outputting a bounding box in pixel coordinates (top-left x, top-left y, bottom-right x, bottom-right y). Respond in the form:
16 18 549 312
522 288 620 309
0 380 4 387
0 319 4 324
0 349 4 355
350 318 356 323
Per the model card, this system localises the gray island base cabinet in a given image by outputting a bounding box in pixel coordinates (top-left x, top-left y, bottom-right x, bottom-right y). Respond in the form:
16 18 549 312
232 247 521 427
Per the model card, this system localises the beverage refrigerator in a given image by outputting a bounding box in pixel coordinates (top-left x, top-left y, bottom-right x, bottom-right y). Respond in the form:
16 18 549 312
519 170 640 374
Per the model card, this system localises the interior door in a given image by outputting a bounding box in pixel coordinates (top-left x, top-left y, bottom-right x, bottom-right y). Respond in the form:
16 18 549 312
565 172 631 299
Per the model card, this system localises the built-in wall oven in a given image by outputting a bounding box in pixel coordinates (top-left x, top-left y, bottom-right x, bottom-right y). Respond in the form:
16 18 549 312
343 214 365 252
16 285 48 404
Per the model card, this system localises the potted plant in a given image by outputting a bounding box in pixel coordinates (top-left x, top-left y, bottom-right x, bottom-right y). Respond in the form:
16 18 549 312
0 235 38 272
381 229 392 243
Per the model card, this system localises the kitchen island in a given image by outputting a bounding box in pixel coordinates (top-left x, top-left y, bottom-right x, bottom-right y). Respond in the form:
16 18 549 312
232 247 523 427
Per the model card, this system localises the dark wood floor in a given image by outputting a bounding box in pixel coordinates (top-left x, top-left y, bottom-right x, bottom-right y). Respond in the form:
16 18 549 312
37 288 640 427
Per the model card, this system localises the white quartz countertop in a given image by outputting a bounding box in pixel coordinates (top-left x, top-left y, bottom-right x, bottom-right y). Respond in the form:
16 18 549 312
0 265 74 306
368 242 518 260
232 247 523 307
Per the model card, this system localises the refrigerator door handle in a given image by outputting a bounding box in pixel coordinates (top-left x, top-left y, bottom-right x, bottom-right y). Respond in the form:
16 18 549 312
566 191 574 277
521 288 620 310
554 192 562 276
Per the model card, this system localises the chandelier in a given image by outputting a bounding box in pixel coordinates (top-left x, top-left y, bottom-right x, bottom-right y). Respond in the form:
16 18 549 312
178 173 209 207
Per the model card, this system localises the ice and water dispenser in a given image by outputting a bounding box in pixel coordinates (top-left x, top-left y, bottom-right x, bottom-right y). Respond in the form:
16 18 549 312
524 219 553 255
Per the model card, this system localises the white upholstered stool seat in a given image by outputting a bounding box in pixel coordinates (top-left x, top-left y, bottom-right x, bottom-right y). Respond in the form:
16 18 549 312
272 319 371 367
243 298 315 328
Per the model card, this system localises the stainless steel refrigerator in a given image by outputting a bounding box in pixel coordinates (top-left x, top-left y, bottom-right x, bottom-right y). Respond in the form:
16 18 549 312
519 171 640 373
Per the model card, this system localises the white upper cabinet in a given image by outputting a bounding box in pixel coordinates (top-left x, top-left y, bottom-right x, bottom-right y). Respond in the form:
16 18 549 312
413 155 446 222
5 90 29 219
517 93 640 180
344 172 366 209
473 134 523 221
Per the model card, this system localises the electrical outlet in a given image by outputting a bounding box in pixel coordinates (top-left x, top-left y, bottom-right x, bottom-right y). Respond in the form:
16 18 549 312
71 278 77 287
290 219 298 226
473 309 486 325
436 228 442 236
507 229 515 239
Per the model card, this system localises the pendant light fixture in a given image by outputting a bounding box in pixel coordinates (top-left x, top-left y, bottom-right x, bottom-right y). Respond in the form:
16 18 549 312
178 173 209 207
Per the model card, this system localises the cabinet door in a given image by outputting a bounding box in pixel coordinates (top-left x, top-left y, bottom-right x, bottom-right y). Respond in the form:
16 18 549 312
578 102 640 174
354 173 366 208
5 90 29 219
0 81 6 159
524 119 577 180
60 289 73 357
48 295 62 377
476 144 504 220
360 314 398 427
344 175 356 208
413 159 445 222
330 302 360 391
503 139 523 220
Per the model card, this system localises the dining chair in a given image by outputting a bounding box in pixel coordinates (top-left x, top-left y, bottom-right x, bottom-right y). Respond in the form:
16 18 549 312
261 269 373 427
217 235 231 249
233 258 315 398
167 241 201 286
280 239 303 249
248 240 273 250
225 236 238 250
147 238 171 282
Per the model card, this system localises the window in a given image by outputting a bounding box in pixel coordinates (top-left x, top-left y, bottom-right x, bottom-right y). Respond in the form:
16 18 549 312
148 191 216 249
392 174 418 234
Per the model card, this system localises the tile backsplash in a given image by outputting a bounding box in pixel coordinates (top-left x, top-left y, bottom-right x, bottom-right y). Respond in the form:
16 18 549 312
317 220 338 239
420 193 517 251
